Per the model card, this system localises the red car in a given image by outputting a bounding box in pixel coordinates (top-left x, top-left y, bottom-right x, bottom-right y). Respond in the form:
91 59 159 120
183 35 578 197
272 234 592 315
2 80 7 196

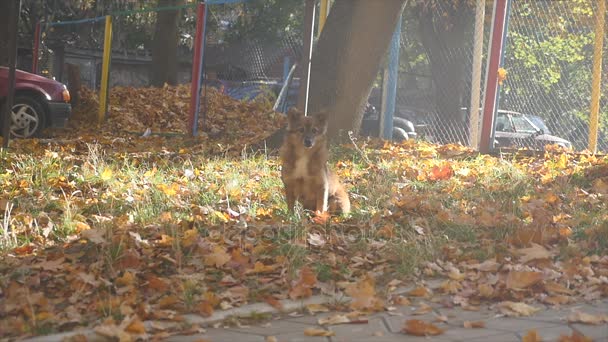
0 67 71 138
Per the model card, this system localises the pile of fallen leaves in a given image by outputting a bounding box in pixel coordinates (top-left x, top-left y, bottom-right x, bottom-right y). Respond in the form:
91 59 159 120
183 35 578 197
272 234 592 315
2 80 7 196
70 84 285 148
1 136 608 340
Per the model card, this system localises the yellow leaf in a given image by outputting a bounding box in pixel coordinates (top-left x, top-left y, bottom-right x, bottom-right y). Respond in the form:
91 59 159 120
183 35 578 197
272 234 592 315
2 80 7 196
303 328 335 337
101 168 113 181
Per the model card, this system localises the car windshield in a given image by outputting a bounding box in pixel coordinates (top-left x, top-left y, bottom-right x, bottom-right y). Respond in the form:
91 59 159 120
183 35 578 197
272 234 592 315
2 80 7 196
511 115 537 133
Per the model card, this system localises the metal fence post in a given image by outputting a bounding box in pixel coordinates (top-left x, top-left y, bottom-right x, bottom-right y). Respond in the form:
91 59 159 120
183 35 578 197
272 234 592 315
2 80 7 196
479 0 510 154
588 0 606 153
98 15 113 125
189 2 207 136
468 0 485 149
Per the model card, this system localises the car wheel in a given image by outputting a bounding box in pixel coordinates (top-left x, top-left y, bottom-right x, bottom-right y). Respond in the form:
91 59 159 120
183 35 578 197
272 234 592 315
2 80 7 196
10 96 47 138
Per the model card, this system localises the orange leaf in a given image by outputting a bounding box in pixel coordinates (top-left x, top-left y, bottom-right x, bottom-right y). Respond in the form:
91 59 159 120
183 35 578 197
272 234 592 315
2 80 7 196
345 274 384 312
264 296 284 311
289 266 317 300
198 301 214 317
428 163 454 181
402 319 444 336
506 271 543 290
408 286 430 298
522 329 542 342
125 318 146 334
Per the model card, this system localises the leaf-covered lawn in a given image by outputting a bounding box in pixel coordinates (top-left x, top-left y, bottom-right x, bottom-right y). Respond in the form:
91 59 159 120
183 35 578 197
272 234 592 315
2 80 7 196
1 88 608 339
2 137 607 339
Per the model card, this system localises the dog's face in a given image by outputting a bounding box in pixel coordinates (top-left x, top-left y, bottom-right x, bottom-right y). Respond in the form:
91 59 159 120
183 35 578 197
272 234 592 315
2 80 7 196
287 108 328 148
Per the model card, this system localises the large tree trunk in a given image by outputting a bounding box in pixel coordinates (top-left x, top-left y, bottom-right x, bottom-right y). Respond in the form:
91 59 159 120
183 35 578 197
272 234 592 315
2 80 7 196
0 1 11 66
418 3 474 145
151 0 182 87
305 0 407 139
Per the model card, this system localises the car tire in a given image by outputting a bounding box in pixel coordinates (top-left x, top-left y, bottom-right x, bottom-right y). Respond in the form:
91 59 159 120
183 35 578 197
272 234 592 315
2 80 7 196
9 96 47 138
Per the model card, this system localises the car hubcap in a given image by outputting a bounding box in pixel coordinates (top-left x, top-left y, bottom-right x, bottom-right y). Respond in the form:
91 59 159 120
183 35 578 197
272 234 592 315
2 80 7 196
11 103 39 138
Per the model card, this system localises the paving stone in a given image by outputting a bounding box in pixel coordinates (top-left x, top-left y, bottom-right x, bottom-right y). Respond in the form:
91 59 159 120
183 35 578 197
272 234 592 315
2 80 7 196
439 326 513 341
269 331 331 342
512 308 570 324
382 312 442 333
326 318 389 342
331 333 454 342
224 318 312 336
483 317 562 333
284 314 322 325
463 332 520 342
515 325 576 341
166 328 264 342
571 323 608 341
434 307 497 327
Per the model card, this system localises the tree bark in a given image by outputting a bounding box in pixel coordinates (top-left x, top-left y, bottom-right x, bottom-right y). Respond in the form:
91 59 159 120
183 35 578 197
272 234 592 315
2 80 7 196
66 63 81 107
0 1 11 66
418 3 474 144
151 0 182 87
305 0 407 139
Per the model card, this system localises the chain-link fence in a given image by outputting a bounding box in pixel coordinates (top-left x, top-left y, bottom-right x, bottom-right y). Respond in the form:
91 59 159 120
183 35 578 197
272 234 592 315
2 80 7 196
387 0 607 152
501 0 608 152
200 1 303 120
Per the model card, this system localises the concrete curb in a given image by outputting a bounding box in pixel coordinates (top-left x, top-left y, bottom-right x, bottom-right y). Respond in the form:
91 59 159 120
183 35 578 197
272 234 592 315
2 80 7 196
21 295 336 342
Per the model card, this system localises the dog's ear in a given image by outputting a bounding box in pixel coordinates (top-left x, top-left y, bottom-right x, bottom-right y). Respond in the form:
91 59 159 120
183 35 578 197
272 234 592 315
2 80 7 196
287 107 303 127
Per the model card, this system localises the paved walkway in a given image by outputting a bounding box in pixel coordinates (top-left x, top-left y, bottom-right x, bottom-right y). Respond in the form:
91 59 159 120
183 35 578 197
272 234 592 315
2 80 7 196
165 300 608 342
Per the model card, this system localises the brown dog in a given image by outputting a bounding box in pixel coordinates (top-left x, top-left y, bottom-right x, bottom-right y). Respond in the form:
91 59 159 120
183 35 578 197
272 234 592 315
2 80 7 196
279 108 350 215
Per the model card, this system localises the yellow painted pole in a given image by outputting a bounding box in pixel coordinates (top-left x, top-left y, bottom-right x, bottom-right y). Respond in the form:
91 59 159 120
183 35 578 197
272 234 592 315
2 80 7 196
98 15 113 125
319 0 329 35
588 0 605 153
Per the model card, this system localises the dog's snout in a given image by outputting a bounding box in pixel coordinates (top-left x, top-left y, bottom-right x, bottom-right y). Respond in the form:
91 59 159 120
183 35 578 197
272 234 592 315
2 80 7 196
303 137 313 148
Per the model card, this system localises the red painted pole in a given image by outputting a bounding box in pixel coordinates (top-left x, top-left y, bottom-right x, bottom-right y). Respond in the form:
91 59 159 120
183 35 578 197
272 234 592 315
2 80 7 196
32 21 41 74
189 2 206 136
479 0 509 154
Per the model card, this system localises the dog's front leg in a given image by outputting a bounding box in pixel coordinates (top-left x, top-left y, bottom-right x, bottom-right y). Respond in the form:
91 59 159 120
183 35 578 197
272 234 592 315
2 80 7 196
285 184 296 212
315 173 329 213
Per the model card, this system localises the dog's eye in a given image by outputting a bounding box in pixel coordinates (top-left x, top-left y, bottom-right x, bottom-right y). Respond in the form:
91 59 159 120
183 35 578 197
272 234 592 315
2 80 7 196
312 128 318 134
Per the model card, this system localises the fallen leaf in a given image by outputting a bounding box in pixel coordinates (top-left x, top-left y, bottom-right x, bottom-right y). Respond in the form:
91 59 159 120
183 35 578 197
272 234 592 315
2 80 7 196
318 314 351 325
463 321 485 328
303 328 335 337
204 245 231 268
125 317 145 334
81 228 106 244
517 243 554 263
264 296 284 311
567 311 608 325
345 274 384 312
522 329 542 342
408 286 430 298
306 303 329 314
289 266 317 300
506 271 543 290
401 319 444 336
558 331 593 342
413 303 433 315
498 301 541 317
